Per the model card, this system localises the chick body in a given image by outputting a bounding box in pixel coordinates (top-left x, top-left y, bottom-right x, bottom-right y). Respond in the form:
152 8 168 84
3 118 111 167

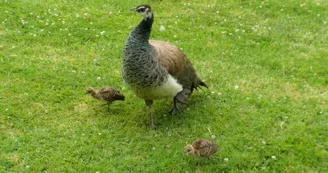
184 139 218 158
86 87 125 111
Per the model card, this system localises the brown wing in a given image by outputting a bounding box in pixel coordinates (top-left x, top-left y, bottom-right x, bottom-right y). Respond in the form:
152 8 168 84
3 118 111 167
99 88 116 102
149 40 206 90
192 139 217 157
192 139 212 150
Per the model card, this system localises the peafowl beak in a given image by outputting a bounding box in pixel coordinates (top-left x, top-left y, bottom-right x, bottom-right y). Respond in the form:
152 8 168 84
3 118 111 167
130 7 137 12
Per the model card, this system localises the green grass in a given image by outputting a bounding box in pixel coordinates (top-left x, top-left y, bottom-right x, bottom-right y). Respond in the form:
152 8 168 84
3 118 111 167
1 0 327 172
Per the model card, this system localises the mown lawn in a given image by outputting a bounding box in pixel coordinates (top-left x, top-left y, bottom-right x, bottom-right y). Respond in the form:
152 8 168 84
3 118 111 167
1 0 327 172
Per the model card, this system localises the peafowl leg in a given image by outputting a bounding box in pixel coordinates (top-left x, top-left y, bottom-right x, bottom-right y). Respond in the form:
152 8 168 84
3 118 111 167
169 97 180 115
145 100 156 130
169 88 192 115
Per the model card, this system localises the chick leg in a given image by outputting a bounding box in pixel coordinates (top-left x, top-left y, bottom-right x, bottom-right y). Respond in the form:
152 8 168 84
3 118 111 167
145 100 156 130
107 103 110 112
101 103 109 112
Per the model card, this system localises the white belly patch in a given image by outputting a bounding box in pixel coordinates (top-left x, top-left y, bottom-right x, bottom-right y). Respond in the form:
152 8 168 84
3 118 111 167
135 75 183 100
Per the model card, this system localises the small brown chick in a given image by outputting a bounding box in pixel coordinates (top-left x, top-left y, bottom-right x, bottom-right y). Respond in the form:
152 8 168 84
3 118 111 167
184 139 218 158
85 87 125 111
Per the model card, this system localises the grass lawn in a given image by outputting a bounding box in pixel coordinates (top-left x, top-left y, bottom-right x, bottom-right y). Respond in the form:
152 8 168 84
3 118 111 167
1 0 327 172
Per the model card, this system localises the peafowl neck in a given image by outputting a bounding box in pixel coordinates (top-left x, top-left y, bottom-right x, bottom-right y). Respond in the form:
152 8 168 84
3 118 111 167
122 12 168 89
127 15 154 47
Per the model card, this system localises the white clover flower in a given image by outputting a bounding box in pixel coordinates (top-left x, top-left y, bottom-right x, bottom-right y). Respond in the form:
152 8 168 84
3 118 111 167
159 25 165 32
211 134 216 139
271 156 276 159
224 158 229 162
21 19 28 25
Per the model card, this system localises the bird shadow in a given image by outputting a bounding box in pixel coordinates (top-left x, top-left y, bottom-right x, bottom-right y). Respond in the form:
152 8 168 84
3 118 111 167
183 155 217 168
87 101 124 116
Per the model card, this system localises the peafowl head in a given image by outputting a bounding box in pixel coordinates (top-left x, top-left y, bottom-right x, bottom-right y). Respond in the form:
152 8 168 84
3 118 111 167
130 4 153 21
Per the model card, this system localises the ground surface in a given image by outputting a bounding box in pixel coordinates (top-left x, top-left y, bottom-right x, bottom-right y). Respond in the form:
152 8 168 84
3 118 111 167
1 0 327 172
